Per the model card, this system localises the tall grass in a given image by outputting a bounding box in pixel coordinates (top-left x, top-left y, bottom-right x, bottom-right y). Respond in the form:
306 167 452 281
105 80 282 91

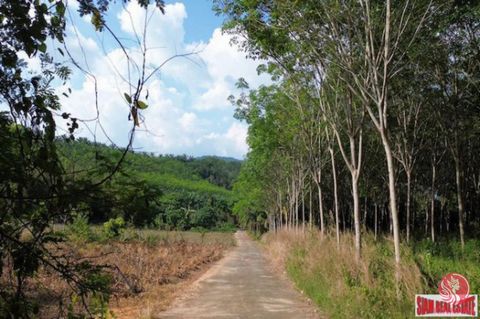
19 226 235 318
55 223 236 246
412 238 480 294
263 230 424 318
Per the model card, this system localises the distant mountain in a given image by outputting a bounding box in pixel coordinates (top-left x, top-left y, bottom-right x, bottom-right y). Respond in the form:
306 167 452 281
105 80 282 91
197 155 243 163
56 138 242 190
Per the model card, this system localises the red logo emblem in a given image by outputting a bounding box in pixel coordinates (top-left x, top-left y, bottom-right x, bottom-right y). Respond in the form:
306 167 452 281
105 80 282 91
438 273 470 305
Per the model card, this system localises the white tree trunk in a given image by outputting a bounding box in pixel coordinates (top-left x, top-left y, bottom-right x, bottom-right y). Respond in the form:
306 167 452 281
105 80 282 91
318 184 324 236
382 133 401 280
406 171 412 243
352 173 361 262
431 162 436 242
454 157 466 249
330 148 340 248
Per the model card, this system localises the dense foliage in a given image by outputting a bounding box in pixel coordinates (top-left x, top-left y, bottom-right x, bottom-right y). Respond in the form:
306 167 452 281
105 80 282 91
0 0 238 317
215 0 480 282
57 138 240 230
0 0 137 315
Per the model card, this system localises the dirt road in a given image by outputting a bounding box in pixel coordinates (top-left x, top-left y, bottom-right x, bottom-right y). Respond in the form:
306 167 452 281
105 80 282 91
158 231 319 318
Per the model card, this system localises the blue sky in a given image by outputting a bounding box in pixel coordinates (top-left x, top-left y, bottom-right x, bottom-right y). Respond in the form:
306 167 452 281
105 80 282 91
47 0 269 159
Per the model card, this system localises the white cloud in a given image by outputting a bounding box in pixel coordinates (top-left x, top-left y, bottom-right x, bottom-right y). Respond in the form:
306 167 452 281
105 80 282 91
119 2 186 50
225 122 249 155
190 28 270 111
194 79 231 110
58 2 265 158
190 122 249 158
201 29 264 86
65 25 99 53
178 112 198 132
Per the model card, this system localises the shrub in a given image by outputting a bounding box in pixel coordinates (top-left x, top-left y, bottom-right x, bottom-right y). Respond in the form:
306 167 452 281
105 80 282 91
165 208 190 230
264 230 424 319
214 222 237 233
413 238 480 294
153 214 166 229
102 217 126 239
67 214 95 243
190 207 216 228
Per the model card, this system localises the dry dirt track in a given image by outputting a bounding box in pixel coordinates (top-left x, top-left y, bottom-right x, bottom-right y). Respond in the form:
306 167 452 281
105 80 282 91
158 231 319 319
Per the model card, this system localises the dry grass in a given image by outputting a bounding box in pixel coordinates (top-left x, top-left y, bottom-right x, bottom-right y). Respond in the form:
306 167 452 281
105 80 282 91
106 239 230 318
262 229 424 318
2 230 235 318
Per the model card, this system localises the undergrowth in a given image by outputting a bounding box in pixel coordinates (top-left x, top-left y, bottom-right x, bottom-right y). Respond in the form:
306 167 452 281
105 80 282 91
21 225 235 317
263 230 476 318
412 238 480 294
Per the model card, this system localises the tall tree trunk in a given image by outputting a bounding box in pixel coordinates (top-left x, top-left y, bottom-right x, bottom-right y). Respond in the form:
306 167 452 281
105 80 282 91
294 179 298 231
279 192 284 229
287 179 292 229
278 211 281 230
374 203 378 241
431 161 436 242
454 156 466 249
309 186 313 231
382 133 401 280
330 148 340 248
316 168 325 236
352 174 361 262
406 171 412 243
333 126 363 260
302 191 305 233
318 184 325 236
413 175 418 234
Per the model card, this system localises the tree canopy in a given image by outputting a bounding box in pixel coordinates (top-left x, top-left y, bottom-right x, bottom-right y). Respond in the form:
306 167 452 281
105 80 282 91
215 0 480 284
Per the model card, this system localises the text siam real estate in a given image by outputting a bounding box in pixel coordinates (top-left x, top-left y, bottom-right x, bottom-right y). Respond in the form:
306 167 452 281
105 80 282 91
416 273 478 317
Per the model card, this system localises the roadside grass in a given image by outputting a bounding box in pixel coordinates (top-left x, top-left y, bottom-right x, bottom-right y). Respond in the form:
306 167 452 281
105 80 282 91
263 229 425 319
13 225 235 318
53 223 236 246
412 238 480 295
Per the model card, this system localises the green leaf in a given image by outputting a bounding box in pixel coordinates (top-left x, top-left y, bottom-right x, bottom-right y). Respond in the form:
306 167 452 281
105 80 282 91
55 1 65 16
91 10 104 31
235 77 249 90
124 93 132 104
136 100 148 109
39 43 47 53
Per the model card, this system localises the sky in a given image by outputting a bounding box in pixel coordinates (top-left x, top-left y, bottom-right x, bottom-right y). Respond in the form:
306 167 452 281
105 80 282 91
47 0 270 159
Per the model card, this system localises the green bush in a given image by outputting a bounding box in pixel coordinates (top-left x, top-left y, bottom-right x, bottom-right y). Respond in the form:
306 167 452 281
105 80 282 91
214 222 237 232
102 217 126 239
267 231 423 319
153 214 166 229
165 208 190 230
67 214 95 243
413 238 480 294
191 207 216 228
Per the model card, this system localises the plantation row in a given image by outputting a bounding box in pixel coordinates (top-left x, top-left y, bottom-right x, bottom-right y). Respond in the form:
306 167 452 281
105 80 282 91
216 0 480 276
0 0 244 316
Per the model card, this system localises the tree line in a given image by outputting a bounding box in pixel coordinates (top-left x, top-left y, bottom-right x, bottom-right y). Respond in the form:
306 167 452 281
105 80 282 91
0 0 239 315
57 138 240 230
215 0 480 278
